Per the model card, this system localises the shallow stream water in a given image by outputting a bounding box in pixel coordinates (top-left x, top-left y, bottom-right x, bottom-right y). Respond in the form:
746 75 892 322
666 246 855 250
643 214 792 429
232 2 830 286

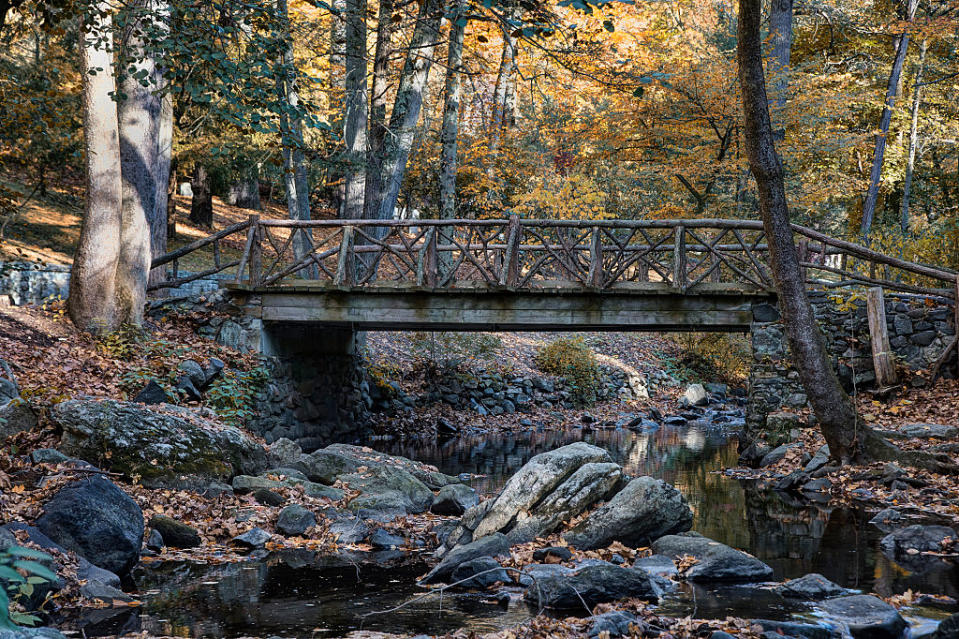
75 419 959 638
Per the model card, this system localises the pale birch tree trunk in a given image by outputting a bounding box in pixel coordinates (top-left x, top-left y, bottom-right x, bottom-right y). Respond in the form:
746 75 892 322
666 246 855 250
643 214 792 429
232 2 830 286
69 3 123 332
342 0 368 219
860 0 919 240
276 0 314 271
152 0 173 290
364 0 395 219
116 0 156 325
369 0 443 222
900 39 928 232
439 0 467 221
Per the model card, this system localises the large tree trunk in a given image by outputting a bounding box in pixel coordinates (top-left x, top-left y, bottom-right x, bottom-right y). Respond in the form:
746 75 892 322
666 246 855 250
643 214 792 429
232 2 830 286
737 0 862 463
189 164 213 227
368 0 443 221
363 0 395 219
342 0 368 219
116 0 157 325
276 0 315 271
900 39 927 233
767 0 792 137
440 0 466 221
69 1 123 333
860 0 919 240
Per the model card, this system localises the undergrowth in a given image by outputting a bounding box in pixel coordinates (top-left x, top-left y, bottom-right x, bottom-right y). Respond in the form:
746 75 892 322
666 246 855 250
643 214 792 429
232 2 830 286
535 337 601 406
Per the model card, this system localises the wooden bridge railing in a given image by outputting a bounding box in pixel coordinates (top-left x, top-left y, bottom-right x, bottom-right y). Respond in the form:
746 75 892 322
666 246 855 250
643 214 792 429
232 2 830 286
150 217 959 298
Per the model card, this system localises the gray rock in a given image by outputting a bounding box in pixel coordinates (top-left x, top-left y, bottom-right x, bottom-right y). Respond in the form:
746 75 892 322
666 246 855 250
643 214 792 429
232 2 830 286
231 474 344 501
232 527 272 549
451 556 511 589
178 360 206 388
329 518 369 544
422 533 510 584
869 508 904 532
146 529 164 552
684 384 708 407
804 445 830 473
761 443 798 467
651 532 773 582
0 396 37 440
369 528 405 549
431 484 480 516
933 613 959 639
633 554 679 577
148 515 201 548
30 448 68 465
133 380 169 405
267 437 304 468
341 464 434 514
522 563 662 610
564 476 693 549
818 595 907 639
881 524 956 557
53 399 267 488
37 476 143 575
533 546 572 563
588 611 643 638
897 423 958 440
752 620 839 639
253 488 285 507
775 573 846 599
276 505 316 536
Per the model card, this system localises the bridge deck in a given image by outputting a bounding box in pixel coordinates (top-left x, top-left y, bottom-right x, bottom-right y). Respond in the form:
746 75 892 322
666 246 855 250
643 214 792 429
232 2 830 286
228 281 774 331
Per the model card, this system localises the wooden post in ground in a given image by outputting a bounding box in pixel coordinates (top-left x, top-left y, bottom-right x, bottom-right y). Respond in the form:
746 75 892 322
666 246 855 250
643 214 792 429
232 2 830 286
249 216 262 287
672 225 686 290
866 286 897 388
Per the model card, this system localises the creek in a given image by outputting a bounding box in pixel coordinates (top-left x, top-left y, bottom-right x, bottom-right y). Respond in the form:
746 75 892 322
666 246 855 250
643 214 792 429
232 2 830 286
75 417 959 638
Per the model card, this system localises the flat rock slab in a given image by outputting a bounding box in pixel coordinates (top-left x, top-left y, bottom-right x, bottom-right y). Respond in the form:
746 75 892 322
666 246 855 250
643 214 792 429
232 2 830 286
522 563 662 611
421 533 510 584
775 573 846 600
818 595 907 639
651 532 773 582
897 424 958 440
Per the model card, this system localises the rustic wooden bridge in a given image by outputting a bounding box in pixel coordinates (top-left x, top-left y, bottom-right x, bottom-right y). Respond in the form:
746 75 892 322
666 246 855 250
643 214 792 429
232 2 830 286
151 217 958 332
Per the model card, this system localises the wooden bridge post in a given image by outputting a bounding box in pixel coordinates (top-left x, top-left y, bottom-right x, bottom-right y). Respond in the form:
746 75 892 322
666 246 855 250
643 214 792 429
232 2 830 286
500 214 521 287
866 286 898 389
798 238 809 283
672 225 686 290
248 215 262 286
334 226 355 286
417 227 438 287
588 226 603 288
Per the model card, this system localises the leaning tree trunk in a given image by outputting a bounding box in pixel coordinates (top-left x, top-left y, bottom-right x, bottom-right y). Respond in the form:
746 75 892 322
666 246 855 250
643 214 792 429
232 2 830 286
738 0 862 463
363 0 395 219
369 0 443 222
900 39 927 233
439 0 466 221
860 0 919 240
342 0 368 219
69 1 123 333
116 0 156 325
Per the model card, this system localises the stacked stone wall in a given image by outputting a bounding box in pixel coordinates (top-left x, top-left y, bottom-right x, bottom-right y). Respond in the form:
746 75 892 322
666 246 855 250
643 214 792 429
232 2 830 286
0 261 70 306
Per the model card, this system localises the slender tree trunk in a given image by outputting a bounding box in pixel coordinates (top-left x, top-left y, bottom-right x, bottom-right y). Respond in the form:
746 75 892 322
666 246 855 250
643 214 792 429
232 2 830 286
440 0 466 221
152 1 173 289
166 156 177 240
116 0 158 324
276 0 315 272
364 0 395 219
900 39 927 233
330 0 347 214
489 7 518 152
342 0 368 219
189 164 213 227
860 0 919 240
369 0 443 222
768 0 792 137
69 2 122 333
738 0 861 463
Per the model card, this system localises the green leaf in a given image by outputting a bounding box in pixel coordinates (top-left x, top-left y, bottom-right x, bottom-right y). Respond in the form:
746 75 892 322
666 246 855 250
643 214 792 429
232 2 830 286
6 547 52 562
0 566 24 583
13 560 57 583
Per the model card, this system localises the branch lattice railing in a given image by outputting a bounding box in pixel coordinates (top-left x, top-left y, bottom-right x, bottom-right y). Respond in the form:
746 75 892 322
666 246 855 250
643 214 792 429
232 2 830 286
150 217 959 298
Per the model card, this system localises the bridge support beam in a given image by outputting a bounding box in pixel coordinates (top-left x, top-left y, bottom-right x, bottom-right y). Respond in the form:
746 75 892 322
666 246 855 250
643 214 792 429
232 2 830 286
258 323 370 450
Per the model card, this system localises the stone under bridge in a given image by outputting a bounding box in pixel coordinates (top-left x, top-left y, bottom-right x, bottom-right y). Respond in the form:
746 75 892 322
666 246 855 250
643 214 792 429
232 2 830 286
149 217 959 449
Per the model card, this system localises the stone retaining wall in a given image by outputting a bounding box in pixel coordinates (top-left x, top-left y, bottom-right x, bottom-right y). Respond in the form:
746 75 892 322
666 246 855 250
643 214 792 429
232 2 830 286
745 291 957 450
0 261 70 305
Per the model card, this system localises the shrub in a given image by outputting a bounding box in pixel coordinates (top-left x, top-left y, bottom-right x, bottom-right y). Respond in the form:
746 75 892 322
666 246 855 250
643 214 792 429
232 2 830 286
1 544 56 629
671 332 750 383
205 366 269 426
535 337 601 406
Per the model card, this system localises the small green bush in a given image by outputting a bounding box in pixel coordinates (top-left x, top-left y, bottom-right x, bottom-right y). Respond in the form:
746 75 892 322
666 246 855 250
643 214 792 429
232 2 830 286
1 544 56 629
205 366 269 426
535 337 601 406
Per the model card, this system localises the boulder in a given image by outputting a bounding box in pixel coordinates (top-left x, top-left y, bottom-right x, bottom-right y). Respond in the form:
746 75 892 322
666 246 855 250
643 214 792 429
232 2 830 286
53 399 267 488
421 533 510 584
752 620 839 639
775 573 846 599
450 556 511 589
267 437 304 468
588 611 643 638
37 477 144 576
933 613 959 639
683 384 708 406
253 488 285 507
0 397 38 440
651 532 773 582
148 515 201 549
760 443 798 468
869 508 904 532
880 524 956 558
431 484 480 516
818 595 907 639
133 380 169 405
897 423 958 440
323 444 462 490
564 476 693 549
522 563 662 611
533 546 572 563
329 518 369 545
232 527 271 549
369 528 405 549
276 505 316 536
341 465 434 514
804 445 831 473
231 474 344 501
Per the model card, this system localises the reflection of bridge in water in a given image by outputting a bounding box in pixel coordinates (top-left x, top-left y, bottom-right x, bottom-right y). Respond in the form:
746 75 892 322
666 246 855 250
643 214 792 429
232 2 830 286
153 217 957 332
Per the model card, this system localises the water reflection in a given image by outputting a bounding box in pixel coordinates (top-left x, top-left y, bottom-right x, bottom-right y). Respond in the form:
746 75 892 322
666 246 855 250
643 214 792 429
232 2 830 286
77 423 957 638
